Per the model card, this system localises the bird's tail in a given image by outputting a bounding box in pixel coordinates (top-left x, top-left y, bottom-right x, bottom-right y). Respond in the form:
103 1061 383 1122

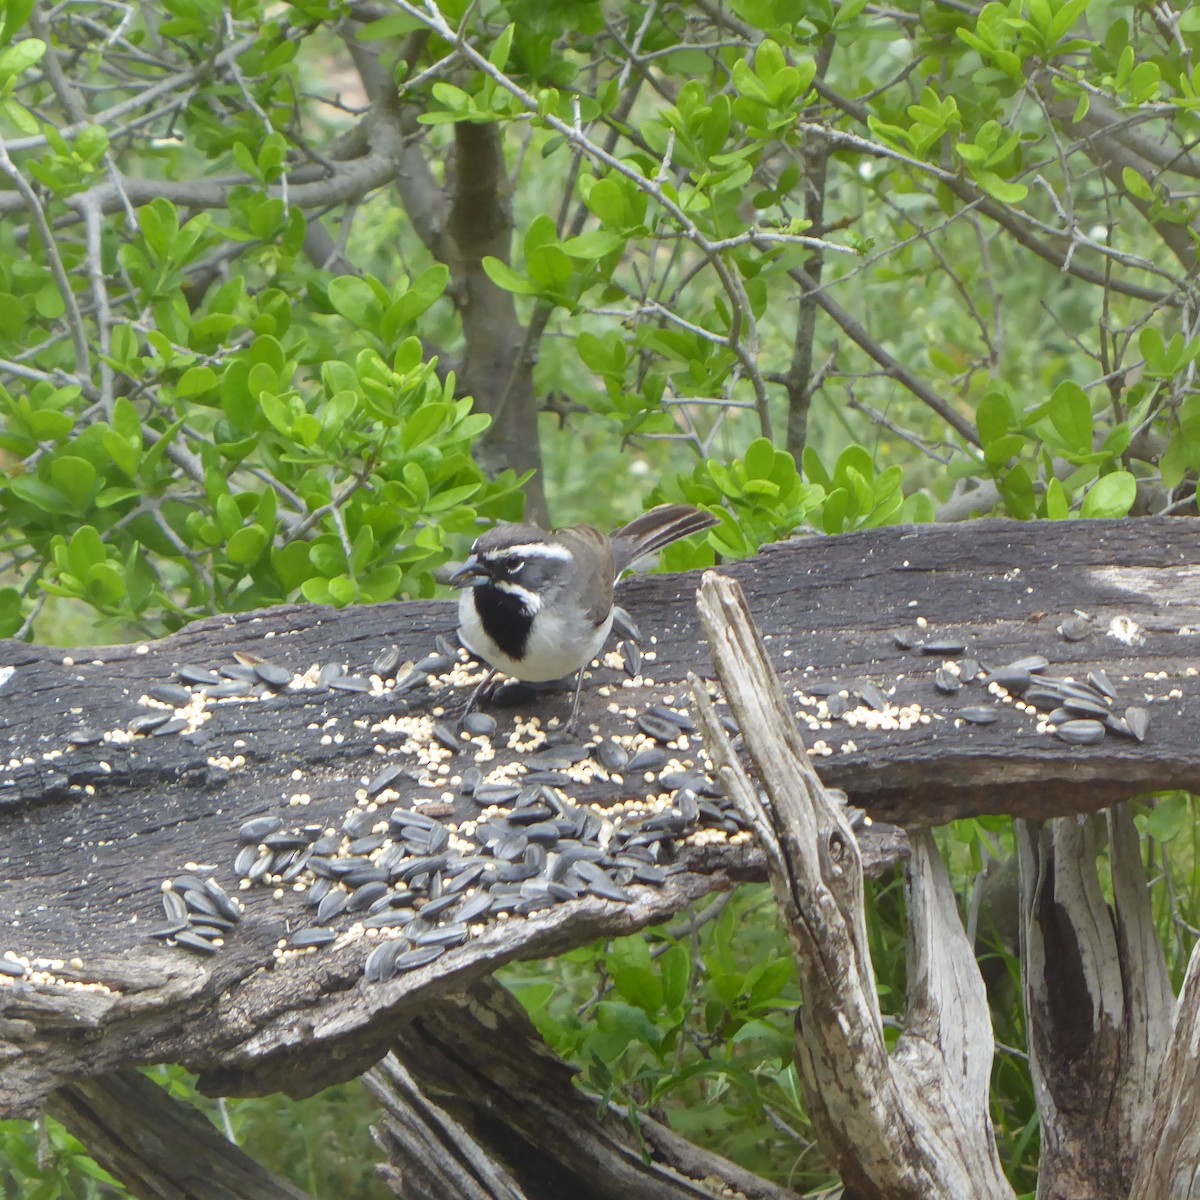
610 504 717 574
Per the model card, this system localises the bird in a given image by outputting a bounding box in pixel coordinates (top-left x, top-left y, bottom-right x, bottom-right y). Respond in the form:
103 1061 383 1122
449 504 717 731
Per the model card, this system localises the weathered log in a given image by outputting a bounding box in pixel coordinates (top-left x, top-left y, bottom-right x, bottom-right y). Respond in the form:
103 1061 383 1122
1016 807 1173 1200
693 571 1014 1199
0 517 1195 1124
48 1069 312 1200
374 977 799 1200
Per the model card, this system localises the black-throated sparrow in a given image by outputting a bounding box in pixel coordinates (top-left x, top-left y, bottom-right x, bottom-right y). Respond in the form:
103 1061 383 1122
449 504 717 730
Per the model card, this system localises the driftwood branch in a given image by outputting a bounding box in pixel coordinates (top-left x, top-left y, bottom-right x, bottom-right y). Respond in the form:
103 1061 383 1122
692 570 1013 1200
371 976 798 1200
49 1070 311 1200
0 516 1195 1189
1016 805 1175 1200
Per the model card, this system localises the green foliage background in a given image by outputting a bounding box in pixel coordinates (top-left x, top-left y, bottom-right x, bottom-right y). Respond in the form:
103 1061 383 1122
1 0 1197 1194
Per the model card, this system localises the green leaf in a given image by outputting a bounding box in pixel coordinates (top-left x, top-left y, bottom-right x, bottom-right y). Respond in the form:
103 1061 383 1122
1146 793 1189 842
1047 381 1092 453
227 524 268 565
49 455 95 508
1080 471 1136 518
481 257 538 295
0 36 44 79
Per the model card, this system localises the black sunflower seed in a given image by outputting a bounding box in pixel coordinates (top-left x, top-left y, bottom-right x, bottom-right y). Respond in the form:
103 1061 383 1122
330 674 370 692
364 938 405 983
240 816 283 843
291 927 336 948
348 881 390 912
475 785 521 806
626 747 667 773
347 834 385 856
393 669 428 694
411 922 468 948
959 707 1000 725
619 639 641 676
1007 655 1049 674
637 712 682 743
1055 719 1106 745
234 845 259 877
417 894 458 921
1087 669 1118 702
306 876 333 906
934 667 961 694
129 711 170 735
397 854 449 884
593 739 628 772
858 682 888 712
247 852 274 882
203 879 241 922
459 766 483 796
148 684 192 707
343 810 376 839
182 890 219 919
1022 687 1065 709
460 711 497 737
362 910 414 931
178 665 220 686
161 890 188 923
521 770 572 787
207 680 258 699
342 866 390 887
825 693 849 719
147 922 189 940
154 717 188 736
585 872 633 903
959 658 980 682
985 667 1032 693
893 630 920 650
316 890 348 924
456 893 493 923
1062 696 1110 718
1059 616 1090 642
393 945 445 972
524 746 590 769
921 638 968 655
432 723 461 753
373 645 401 677
254 662 292 688
416 653 454 675
367 764 405 797
173 930 221 954
317 662 345 688
67 728 104 746
1124 706 1150 741
263 832 312 851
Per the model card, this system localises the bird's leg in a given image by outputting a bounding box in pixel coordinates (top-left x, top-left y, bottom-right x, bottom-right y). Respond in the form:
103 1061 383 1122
566 666 587 734
460 668 498 721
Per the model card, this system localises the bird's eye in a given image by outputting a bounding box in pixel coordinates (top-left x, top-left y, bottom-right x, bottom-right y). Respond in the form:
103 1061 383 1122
510 560 525 575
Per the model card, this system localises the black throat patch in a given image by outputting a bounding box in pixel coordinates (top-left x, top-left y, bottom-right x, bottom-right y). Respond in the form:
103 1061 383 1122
473 584 533 661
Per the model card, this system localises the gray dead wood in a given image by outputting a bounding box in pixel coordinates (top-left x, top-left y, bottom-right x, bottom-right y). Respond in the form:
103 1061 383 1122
1128 940 1200 1200
369 977 800 1200
0 515 1194 1176
1016 807 1174 1200
693 571 1014 1200
48 1069 311 1200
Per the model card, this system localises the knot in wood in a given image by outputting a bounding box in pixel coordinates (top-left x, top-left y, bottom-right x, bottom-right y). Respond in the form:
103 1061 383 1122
824 829 848 874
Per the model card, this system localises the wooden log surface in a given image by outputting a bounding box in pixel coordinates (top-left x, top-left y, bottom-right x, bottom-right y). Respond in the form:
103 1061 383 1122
0 517 1195 1117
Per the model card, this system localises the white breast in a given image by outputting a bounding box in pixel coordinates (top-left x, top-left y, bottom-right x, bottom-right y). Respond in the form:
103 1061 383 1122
458 590 613 682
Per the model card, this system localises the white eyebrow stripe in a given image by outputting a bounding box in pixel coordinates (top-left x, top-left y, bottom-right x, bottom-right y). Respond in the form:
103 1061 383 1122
492 581 542 610
489 542 573 561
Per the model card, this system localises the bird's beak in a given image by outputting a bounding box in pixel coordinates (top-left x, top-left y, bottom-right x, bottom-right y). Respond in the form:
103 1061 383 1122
448 556 489 587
